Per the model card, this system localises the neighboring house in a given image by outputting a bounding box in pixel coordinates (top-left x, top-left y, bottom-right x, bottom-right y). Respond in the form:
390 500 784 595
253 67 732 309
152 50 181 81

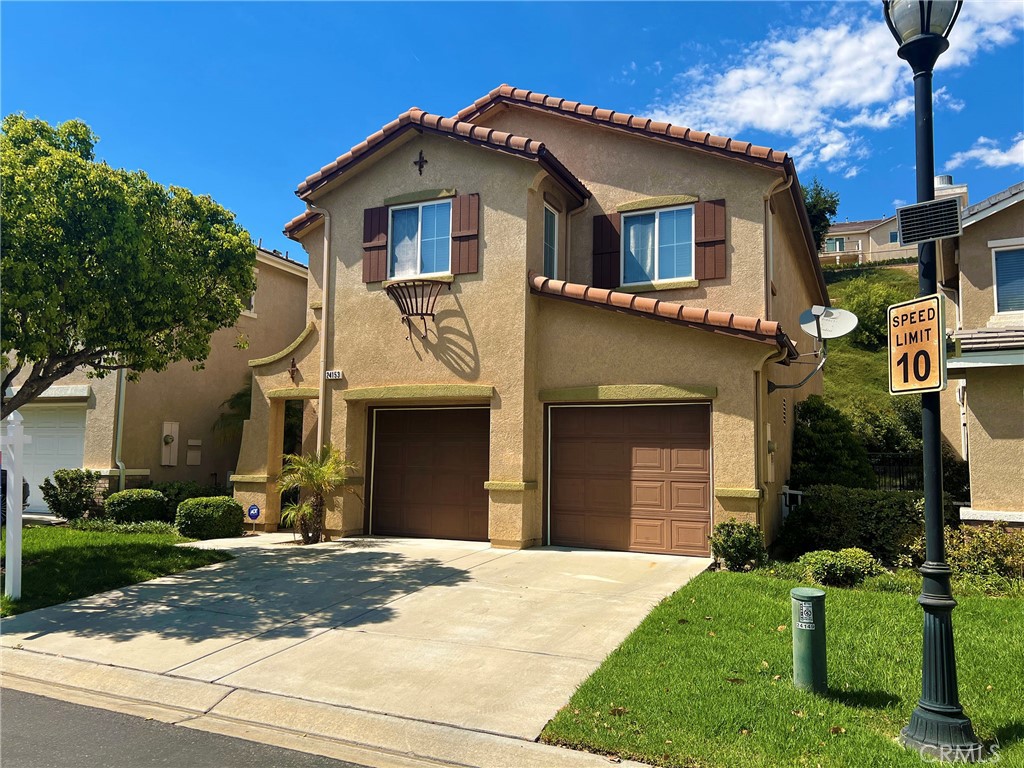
232 84 828 556
820 176 968 265
7 247 308 512
939 181 1024 525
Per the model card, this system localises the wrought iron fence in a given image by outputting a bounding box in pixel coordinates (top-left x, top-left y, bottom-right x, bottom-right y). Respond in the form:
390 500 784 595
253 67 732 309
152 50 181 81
868 452 924 492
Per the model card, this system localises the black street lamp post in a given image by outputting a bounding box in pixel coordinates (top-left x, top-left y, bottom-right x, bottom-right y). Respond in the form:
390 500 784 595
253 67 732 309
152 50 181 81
882 1 983 761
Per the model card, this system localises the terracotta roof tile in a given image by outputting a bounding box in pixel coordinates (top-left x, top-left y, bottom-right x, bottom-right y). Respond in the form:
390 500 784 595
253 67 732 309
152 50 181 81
293 107 590 204
529 270 798 357
283 209 323 238
954 328 1024 353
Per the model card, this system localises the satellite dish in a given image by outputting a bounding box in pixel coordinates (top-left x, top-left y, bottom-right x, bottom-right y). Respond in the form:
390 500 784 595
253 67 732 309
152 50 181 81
799 305 858 340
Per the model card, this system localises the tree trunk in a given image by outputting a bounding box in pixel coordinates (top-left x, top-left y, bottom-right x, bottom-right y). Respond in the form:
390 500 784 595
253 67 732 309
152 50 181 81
308 494 325 544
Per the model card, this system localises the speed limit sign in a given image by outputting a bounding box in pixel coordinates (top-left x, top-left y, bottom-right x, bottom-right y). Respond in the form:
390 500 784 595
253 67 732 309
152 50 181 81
888 294 947 395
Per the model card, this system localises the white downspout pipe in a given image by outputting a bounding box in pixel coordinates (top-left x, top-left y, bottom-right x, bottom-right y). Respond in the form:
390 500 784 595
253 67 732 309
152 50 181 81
114 368 127 491
308 203 332 452
763 174 794 320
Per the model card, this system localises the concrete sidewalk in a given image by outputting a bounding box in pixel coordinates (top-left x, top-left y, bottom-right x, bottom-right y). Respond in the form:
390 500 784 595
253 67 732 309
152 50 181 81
1 535 708 767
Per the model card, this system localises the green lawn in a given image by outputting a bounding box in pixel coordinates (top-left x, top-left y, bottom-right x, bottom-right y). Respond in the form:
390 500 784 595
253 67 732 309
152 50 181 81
1 525 231 616
542 570 1023 768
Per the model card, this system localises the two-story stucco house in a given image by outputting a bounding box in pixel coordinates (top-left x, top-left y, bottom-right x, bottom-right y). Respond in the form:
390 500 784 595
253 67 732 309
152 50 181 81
9 246 307 511
232 85 829 556
940 181 1024 525
820 176 968 266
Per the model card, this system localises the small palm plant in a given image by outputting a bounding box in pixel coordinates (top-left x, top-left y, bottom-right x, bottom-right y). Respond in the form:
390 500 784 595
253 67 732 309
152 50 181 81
277 446 356 544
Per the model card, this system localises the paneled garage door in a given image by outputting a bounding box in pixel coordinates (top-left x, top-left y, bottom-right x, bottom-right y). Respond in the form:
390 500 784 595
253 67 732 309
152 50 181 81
370 408 489 541
20 405 88 513
549 404 712 556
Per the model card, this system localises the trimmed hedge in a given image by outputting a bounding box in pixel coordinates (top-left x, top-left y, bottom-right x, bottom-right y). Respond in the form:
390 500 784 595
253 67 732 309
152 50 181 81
68 519 179 536
150 480 230 520
39 468 102 521
799 548 884 587
710 519 767 571
175 496 244 540
778 485 923 563
105 488 167 523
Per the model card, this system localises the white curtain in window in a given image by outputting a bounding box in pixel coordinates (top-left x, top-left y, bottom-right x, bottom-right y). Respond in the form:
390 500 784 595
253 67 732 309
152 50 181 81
624 214 655 283
391 208 419 278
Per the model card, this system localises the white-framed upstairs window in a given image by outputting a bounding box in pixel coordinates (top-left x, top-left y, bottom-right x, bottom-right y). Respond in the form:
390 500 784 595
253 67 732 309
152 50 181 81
993 243 1024 314
621 204 694 286
389 199 452 279
543 204 558 277
825 236 845 253
889 230 899 244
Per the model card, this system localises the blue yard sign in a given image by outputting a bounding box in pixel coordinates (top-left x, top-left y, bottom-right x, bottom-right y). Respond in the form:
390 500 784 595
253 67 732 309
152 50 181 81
247 504 260 521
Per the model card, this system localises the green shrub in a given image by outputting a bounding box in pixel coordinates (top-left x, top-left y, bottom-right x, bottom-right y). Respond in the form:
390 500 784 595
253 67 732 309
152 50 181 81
835 275 912 351
175 496 244 540
790 396 876 490
710 519 767 571
280 501 314 530
39 469 101 521
105 488 167 523
799 548 884 587
68 518 179 536
903 523 1024 581
778 485 923 563
150 480 230 520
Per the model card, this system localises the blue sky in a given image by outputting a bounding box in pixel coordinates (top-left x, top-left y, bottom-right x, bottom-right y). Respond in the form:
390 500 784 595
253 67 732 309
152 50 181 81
3 1 1022 261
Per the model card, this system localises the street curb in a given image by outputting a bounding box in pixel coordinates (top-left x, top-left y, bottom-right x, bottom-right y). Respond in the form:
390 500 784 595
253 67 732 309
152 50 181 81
1 648 649 768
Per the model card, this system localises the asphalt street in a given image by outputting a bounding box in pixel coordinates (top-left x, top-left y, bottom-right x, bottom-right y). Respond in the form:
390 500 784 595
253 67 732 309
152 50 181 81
0 689 366 768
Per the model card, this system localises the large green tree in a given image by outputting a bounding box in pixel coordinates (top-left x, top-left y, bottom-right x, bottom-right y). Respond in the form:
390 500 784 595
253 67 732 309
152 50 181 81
801 177 840 252
1 115 257 418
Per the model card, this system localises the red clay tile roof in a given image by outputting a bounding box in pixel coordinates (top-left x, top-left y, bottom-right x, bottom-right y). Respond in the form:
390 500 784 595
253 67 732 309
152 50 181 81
954 328 1024 354
529 271 798 358
293 107 590 204
455 85 790 168
284 209 323 239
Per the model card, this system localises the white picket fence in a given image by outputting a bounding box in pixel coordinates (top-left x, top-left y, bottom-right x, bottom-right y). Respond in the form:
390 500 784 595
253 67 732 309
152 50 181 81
2 411 30 600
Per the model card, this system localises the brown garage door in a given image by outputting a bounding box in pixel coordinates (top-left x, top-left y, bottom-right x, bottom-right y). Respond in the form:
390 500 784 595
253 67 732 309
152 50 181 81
549 404 711 556
371 408 489 541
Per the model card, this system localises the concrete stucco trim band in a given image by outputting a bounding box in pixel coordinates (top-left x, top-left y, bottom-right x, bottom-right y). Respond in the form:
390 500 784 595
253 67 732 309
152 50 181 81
616 194 699 212
230 474 270 484
248 322 316 367
383 188 457 206
342 384 495 401
616 278 700 294
95 468 150 477
267 387 319 400
6 384 92 401
539 384 717 402
483 481 538 492
714 487 763 499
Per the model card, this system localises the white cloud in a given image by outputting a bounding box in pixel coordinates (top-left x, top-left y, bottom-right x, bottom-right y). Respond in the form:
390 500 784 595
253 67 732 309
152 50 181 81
892 198 908 207
647 1 1023 175
843 166 863 179
945 133 1024 170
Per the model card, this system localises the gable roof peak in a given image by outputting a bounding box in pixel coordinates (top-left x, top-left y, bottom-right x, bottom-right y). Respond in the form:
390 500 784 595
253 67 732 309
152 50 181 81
455 84 790 167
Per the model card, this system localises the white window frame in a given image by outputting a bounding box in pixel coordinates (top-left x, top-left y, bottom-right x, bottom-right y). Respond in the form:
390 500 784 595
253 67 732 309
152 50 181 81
387 199 453 279
543 204 559 278
242 267 259 318
889 230 899 244
990 237 1024 315
620 203 696 287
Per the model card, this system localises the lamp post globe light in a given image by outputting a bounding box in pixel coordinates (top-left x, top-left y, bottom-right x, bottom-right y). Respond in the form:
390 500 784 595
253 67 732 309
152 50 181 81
882 0 983 762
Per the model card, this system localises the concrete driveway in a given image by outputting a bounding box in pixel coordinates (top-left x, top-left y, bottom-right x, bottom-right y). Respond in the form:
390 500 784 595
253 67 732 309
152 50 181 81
1 536 708 742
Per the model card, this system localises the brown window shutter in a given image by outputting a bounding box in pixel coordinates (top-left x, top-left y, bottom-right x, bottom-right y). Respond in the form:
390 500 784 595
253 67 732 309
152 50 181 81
694 199 726 280
362 206 389 283
450 193 480 275
592 213 621 289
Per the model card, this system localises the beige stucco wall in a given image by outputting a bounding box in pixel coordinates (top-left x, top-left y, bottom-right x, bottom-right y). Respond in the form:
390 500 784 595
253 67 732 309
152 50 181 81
962 366 1024 513
120 254 307 486
8 367 119 472
478 107 784 313
958 206 1024 330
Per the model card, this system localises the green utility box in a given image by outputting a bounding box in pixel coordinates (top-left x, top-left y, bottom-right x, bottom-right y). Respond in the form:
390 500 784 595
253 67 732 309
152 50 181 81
791 587 827 693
